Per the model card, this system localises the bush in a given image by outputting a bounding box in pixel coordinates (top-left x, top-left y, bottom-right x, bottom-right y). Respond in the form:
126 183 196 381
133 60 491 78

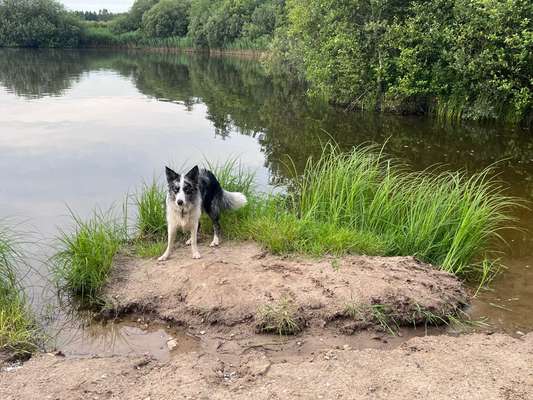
188 0 283 48
110 0 158 34
282 0 532 124
0 0 84 47
391 0 532 124
142 0 190 38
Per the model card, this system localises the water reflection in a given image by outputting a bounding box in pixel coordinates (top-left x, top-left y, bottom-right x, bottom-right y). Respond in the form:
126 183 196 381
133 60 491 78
0 48 531 334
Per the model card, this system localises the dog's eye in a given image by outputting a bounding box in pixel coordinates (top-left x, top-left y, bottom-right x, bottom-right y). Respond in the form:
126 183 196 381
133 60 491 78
174 186 180 192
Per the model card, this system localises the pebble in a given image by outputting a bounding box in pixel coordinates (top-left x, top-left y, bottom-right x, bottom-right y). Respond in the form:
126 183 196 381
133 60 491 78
516 331 525 336
167 339 178 350
200 330 206 335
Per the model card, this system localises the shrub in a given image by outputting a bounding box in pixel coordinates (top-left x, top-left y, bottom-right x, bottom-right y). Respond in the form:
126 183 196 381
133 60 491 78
142 0 190 38
110 0 158 33
0 0 84 47
281 0 532 124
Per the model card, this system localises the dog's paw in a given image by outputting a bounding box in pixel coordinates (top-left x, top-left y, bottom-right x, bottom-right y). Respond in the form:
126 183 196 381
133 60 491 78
185 238 192 246
209 240 220 247
192 251 201 259
158 255 169 262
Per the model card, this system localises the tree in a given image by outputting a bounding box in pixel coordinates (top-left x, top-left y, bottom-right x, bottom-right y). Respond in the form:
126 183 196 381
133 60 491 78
0 0 83 47
142 0 190 38
110 0 158 33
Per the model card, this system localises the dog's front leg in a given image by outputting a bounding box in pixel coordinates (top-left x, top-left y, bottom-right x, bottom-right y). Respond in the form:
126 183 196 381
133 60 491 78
158 220 177 261
190 221 201 259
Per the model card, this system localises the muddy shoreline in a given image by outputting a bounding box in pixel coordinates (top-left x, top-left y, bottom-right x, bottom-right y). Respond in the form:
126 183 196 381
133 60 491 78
2 242 532 399
2 332 532 399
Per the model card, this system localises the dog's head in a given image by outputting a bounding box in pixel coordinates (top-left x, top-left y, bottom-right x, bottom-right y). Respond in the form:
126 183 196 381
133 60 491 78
165 166 200 210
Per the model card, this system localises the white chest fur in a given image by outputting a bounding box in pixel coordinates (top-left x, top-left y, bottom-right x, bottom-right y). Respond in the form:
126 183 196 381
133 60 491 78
166 195 201 231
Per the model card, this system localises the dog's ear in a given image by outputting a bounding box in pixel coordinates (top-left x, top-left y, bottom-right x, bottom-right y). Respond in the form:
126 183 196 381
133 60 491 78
185 165 199 182
165 166 180 184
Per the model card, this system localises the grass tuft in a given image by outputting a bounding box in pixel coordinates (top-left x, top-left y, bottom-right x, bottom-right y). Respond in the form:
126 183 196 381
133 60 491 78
134 179 167 240
53 209 126 301
345 303 399 335
0 224 37 356
256 297 302 335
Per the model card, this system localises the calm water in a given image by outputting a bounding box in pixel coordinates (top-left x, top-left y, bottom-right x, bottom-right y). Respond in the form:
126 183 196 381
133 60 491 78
1 49 532 351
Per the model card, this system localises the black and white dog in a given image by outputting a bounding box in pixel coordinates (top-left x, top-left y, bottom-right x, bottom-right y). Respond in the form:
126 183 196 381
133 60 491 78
158 166 247 260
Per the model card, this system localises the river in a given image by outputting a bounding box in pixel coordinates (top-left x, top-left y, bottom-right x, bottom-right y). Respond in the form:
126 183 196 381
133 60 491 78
0 48 531 355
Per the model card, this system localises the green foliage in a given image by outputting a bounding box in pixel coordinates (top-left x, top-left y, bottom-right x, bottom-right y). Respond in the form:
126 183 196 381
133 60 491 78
0 224 36 355
281 0 532 124
50 146 515 299
110 0 158 33
245 206 388 256
0 0 278 51
295 144 515 277
73 9 117 22
0 0 84 47
142 0 190 38
134 179 167 240
53 210 126 300
188 0 283 48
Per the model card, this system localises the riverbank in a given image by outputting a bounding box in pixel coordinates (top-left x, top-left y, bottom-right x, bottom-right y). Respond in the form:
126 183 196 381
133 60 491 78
81 45 266 59
2 242 531 399
15 211 523 400
3 333 532 399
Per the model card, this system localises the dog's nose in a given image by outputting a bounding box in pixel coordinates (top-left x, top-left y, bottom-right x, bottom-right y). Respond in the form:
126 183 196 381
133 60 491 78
177 199 184 206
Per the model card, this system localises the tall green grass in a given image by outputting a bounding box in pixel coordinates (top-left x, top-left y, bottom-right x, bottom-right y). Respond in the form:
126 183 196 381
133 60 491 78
294 144 515 277
134 179 167 240
58 145 513 297
0 224 36 355
131 149 513 281
53 210 126 300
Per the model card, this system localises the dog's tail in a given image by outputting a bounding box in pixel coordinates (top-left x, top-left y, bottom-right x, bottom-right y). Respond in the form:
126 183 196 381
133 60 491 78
222 190 247 210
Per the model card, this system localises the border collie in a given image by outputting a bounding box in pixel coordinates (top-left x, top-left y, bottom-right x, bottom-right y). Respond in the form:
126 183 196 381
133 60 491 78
158 165 247 260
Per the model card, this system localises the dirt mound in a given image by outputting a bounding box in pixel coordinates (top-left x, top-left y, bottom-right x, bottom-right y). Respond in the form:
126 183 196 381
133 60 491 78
103 242 467 334
2 333 532 399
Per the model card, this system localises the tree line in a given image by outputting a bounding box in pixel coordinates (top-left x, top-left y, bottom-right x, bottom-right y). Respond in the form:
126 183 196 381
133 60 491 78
0 0 530 125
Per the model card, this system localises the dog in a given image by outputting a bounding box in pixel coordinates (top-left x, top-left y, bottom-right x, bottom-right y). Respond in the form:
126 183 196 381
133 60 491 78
158 165 247 260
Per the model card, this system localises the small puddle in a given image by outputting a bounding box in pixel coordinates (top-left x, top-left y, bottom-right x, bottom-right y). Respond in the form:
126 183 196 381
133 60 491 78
50 317 200 361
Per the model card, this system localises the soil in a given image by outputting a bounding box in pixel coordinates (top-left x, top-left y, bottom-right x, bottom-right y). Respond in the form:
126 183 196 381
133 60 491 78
2 242 532 399
2 332 532 400
101 241 468 334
